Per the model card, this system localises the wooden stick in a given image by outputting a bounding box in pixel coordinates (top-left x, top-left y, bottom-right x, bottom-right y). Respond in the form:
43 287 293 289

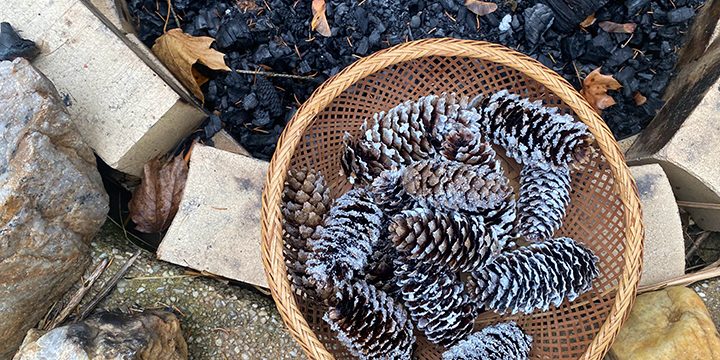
638 262 720 294
44 258 110 330
235 69 315 80
686 231 711 261
677 200 720 210
78 250 141 320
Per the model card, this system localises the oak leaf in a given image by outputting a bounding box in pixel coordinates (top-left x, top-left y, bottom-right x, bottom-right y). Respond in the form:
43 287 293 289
152 28 230 102
129 154 189 233
580 68 622 112
311 0 331 37
634 92 647 106
598 21 636 33
580 13 596 28
465 0 498 16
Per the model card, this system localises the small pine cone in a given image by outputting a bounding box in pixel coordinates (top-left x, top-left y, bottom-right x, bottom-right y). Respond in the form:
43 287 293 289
468 237 599 314
471 90 594 168
324 280 415 360
478 195 517 251
401 156 512 212
368 169 415 214
441 126 497 166
390 208 499 272
442 322 532 360
396 260 477 347
341 132 379 185
364 237 400 297
517 165 572 242
282 168 333 294
306 188 383 299
254 76 283 117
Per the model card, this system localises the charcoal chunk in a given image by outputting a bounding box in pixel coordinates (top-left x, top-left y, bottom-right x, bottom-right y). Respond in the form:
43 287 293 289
667 7 695 23
0 22 39 61
524 4 555 46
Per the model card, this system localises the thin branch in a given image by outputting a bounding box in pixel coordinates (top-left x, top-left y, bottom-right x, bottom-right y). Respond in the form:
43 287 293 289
79 250 141 320
638 262 720 294
686 231 711 262
677 200 720 211
235 69 315 80
44 258 110 330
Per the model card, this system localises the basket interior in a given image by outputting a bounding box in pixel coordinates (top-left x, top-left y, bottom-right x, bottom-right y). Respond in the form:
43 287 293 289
287 56 626 359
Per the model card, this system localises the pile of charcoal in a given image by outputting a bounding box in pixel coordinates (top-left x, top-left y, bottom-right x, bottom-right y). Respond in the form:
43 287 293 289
127 0 704 160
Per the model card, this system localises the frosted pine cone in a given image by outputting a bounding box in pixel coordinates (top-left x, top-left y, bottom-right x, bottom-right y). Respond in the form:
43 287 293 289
305 188 383 299
364 237 400 297
396 260 477 347
478 195 517 250
390 208 499 272
442 322 532 360
517 165 572 242
282 168 333 294
324 280 415 360
401 156 512 212
441 126 497 166
368 169 415 214
468 237 599 314
471 90 594 168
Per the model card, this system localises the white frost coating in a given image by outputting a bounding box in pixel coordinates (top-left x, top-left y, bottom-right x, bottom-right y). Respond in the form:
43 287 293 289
517 164 572 242
499 14 512 32
442 322 532 360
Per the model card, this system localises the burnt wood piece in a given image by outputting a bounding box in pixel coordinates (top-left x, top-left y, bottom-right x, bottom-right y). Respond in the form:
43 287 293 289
540 0 610 32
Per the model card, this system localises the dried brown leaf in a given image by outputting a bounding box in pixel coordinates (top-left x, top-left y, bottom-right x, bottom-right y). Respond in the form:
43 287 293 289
465 0 498 16
580 13 596 28
152 28 231 102
580 68 622 112
634 92 647 106
129 154 189 233
598 21 636 34
311 0 332 37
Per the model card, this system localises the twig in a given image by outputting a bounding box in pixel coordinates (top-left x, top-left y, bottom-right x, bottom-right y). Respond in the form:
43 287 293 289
44 258 110 330
168 0 181 28
638 262 720 294
126 274 200 281
677 200 720 211
78 250 141 320
686 231 711 262
235 69 314 80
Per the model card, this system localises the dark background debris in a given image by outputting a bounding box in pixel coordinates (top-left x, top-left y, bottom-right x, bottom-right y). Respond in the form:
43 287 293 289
0 22 39 61
127 0 704 160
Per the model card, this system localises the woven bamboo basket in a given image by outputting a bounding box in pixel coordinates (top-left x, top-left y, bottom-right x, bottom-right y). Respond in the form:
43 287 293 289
261 38 644 360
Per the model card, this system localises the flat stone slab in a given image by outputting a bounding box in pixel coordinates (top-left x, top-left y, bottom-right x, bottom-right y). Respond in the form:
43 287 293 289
631 164 685 286
0 0 206 176
158 145 268 288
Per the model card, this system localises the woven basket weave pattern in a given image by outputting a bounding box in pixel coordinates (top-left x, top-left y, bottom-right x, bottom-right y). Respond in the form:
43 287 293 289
260 39 644 360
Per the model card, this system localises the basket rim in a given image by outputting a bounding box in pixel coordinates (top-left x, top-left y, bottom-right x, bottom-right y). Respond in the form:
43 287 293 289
260 38 644 360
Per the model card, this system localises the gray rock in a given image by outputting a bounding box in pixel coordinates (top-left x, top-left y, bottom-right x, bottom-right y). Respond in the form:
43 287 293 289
0 58 109 358
13 310 188 360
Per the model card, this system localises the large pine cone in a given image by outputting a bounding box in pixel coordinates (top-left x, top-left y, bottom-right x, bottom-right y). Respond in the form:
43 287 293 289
517 165 572 242
468 237 599 314
390 207 499 272
368 169 415 214
478 195 517 251
440 126 497 166
305 188 383 299
282 168 332 295
396 260 477 347
442 322 533 360
324 280 415 360
471 90 594 168
401 156 512 212
364 236 400 297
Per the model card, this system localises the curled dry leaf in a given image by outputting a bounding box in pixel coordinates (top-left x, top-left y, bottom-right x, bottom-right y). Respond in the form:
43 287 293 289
598 21 637 34
129 154 189 233
580 68 622 112
634 92 647 106
152 28 231 102
465 0 498 16
580 13 596 28
311 0 332 37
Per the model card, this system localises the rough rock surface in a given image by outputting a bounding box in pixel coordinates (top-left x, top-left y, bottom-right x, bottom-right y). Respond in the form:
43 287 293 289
0 59 109 358
608 286 720 360
13 310 187 360
60 223 304 359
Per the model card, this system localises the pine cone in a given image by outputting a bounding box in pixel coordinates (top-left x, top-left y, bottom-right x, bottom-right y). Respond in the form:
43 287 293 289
368 169 415 214
442 322 533 360
341 132 377 185
390 208 499 272
471 90 594 168
324 280 415 360
254 76 283 117
468 237 599 314
440 126 496 166
517 165 572 242
396 260 477 347
364 237 400 298
401 156 512 212
305 188 383 299
282 168 332 295
478 195 517 251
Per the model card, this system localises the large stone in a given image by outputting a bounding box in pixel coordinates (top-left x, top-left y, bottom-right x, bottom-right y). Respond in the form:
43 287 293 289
13 310 188 360
631 165 685 286
626 0 720 231
157 145 269 288
0 59 109 358
607 286 720 360
0 0 206 176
